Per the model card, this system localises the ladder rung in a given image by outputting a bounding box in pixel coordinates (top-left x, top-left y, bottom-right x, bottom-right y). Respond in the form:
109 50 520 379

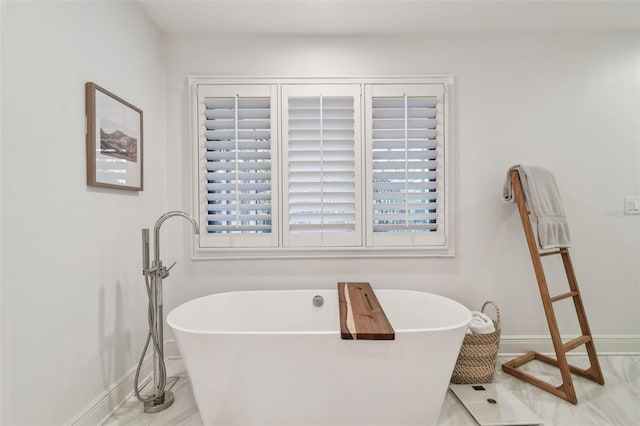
540 250 563 257
550 291 579 302
563 335 591 352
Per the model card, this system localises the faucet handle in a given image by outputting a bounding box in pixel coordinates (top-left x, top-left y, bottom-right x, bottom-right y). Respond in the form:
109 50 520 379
159 261 177 279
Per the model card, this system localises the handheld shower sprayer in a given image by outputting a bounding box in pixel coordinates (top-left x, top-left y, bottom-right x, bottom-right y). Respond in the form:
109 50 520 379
135 211 199 413
142 228 150 275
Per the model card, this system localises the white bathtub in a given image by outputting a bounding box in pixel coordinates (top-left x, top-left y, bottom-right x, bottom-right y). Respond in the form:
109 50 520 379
168 289 471 426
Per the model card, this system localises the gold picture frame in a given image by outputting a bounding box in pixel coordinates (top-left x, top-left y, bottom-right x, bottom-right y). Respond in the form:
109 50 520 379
86 82 143 191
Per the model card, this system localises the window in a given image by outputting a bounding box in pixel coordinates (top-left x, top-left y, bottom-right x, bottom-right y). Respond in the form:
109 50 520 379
365 84 446 248
196 84 279 248
282 84 362 248
192 77 452 258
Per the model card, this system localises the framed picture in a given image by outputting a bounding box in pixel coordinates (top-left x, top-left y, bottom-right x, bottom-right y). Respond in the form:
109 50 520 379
86 82 143 191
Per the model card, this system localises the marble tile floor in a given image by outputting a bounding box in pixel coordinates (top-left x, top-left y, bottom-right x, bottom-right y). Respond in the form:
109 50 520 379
103 355 639 426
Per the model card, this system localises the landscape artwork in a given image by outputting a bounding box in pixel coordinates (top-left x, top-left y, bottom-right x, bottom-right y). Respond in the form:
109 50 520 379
86 82 143 191
100 128 138 163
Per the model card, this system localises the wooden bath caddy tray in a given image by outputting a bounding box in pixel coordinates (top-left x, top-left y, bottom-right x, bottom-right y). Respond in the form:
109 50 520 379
338 282 395 340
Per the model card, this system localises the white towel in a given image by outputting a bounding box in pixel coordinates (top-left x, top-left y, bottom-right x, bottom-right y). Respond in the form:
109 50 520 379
502 164 571 249
468 311 495 335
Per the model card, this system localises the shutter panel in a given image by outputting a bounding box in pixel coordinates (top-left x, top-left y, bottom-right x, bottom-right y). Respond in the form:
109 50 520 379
365 84 447 247
197 84 278 248
282 85 362 247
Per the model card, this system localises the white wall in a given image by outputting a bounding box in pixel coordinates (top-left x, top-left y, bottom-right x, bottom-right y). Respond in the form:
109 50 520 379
0 0 3 422
165 32 640 340
1 1 166 424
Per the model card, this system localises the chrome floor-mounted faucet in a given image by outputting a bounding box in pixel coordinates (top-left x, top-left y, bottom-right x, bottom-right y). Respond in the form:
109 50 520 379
135 211 199 413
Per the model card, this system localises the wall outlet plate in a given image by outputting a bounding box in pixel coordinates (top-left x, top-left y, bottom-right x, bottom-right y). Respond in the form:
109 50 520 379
624 197 640 215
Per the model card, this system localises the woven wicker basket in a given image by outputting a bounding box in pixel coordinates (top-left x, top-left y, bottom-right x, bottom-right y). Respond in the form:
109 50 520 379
451 301 501 384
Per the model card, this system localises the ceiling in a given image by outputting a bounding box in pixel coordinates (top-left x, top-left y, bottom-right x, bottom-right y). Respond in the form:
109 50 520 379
138 0 640 35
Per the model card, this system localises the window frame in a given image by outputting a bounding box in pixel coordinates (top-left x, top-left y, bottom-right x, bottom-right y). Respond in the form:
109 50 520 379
196 84 279 249
281 83 363 248
189 76 454 259
365 83 447 248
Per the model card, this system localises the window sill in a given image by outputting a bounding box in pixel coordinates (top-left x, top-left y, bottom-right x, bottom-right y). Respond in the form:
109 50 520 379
192 245 454 260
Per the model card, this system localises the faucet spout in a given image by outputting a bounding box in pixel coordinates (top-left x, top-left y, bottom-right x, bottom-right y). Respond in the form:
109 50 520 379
153 211 199 264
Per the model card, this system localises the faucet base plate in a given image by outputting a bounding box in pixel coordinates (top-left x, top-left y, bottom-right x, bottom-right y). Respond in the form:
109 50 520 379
143 390 175 413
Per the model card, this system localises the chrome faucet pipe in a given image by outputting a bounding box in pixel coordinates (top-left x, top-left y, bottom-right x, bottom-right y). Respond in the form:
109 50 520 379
134 210 199 413
153 211 199 265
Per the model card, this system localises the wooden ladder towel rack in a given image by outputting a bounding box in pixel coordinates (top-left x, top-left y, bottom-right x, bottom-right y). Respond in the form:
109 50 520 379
502 169 605 404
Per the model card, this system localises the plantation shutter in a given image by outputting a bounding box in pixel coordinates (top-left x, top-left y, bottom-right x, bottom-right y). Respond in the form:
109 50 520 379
282 84 362 247
365 84 447 247
196 84 279 248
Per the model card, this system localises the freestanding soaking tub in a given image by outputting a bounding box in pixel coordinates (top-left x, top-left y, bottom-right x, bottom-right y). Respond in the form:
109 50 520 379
168 289 471 426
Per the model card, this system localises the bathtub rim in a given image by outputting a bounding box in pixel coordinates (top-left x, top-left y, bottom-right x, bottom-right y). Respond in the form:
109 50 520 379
167 288 472 336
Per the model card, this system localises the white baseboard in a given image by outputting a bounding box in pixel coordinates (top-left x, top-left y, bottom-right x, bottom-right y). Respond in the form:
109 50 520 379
164 340 181 360
499 334 640 356
68 335 638 425
67 341 184 426
67 341 182 426
66 352 155 426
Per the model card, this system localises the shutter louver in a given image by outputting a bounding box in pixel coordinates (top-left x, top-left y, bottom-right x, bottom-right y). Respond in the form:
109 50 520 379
283 85 362 247
198 86 277 247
